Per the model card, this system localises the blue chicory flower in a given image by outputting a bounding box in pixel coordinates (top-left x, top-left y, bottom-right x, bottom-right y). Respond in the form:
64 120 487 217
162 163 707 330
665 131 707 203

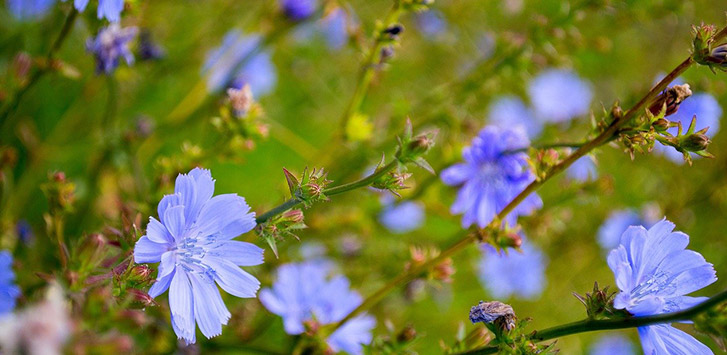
378 200 425 234
487 96 542 138
86 24 138 74
528 69 593 123
566 155 598 182
62 0 124 22
607 219 716 354
260 261 376 354
441 126 542 228
589 335 635 355
477 237 547 299
415 10 448 38
7 0 55 21
598 209 643 251
133 167 263 344
318 8 350 50
202 30 277 96
280 0 316 21
0 251 20 315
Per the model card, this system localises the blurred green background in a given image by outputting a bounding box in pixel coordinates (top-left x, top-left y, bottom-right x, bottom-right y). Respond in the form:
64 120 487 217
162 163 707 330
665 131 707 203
1 0 726 353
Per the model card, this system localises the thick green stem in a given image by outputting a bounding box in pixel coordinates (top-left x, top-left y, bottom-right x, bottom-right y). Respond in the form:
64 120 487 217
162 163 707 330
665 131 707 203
325 25 727 335
460 289 727 355
255 160 399 224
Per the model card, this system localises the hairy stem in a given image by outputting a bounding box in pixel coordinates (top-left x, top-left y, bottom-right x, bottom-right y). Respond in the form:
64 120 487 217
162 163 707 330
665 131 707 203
460 289 727 354
326 24 727 334
255 160 399 224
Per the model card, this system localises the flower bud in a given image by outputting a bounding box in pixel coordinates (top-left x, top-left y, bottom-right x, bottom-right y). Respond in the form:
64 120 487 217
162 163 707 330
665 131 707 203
383 24 404 39
652 118 670 132
281 209 304 224
707 44 727 64
396 325 417 343
469 301 516 332
648 84 692 117
407 134 435 156
128 289 156 306
227 84 253 116
681 133 711 152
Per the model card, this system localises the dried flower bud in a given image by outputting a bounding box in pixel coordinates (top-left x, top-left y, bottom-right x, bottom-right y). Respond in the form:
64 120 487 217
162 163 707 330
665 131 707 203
469 301 516 332
648 84 692 117
380 46 394 63
396 325 417 343
227 84 253 115
383 24 404 38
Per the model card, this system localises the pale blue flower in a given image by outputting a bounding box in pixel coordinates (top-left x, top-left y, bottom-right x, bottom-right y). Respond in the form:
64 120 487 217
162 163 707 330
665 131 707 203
607 219 716 354
598 209 642 251
441 126 542 228
260 261 376 354
202 30 277 96
280 0 316 21
378 200 425 234
656 92 723 163
318 8 350 50
477 237 547 300
487 96 542 138
86 24 138 74
589 335 635 355
528 69 593 123
62 0 124 22
566 155 598 182
415 10 447 38
0 251 20 315
134 167 263 344
7 0 55 21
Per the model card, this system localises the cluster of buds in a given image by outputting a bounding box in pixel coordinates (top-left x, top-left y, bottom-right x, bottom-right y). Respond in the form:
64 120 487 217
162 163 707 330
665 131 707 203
41 172 76 215
371 159 412 196
475 223 523 251
155 141 205 188
529 148 559 181
395 118 436 174
573 282 629 320
210 84 269 152
405 246 455 283
284 167 332 208
255 209 306 258
469 301 558 354
692 23 727 72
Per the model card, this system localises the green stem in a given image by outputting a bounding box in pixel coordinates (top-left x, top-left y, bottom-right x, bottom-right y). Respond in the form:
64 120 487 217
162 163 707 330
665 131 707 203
325 24 727 335
255 160 399 224
335 2 404 142
0 8 78 128
461 289 727 355
505 141 588 154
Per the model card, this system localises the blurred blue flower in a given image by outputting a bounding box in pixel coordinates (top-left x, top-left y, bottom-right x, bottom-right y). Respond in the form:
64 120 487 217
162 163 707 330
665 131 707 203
0 251 20 315
318 8 350 50
477 237 547 299
589 335 635 355
7 0 55 21
15 220 34 244
656 92 723 163
260 261 376 354
62 0 124 22
566 155 597 182
528 69 593 123
138 31 165 61
487 96 542 138
598 209 642 251
441 126 542 228
86 24 138 74
415 10 448 38
280 0 316 21
378 200 425 234
607 219 716 354
134 167 262 344
202 30 277 96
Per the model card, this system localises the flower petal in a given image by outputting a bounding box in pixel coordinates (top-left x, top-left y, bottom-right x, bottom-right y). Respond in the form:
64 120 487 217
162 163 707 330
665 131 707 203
209 241 264 266
169 270 196 344
204 257 260 298
148 268 175 298
195 194 251 237
163 205 186 240
187 273 230 339
133 236 167 263
146 217 174 244
441 163 471 186
638 324 713 355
